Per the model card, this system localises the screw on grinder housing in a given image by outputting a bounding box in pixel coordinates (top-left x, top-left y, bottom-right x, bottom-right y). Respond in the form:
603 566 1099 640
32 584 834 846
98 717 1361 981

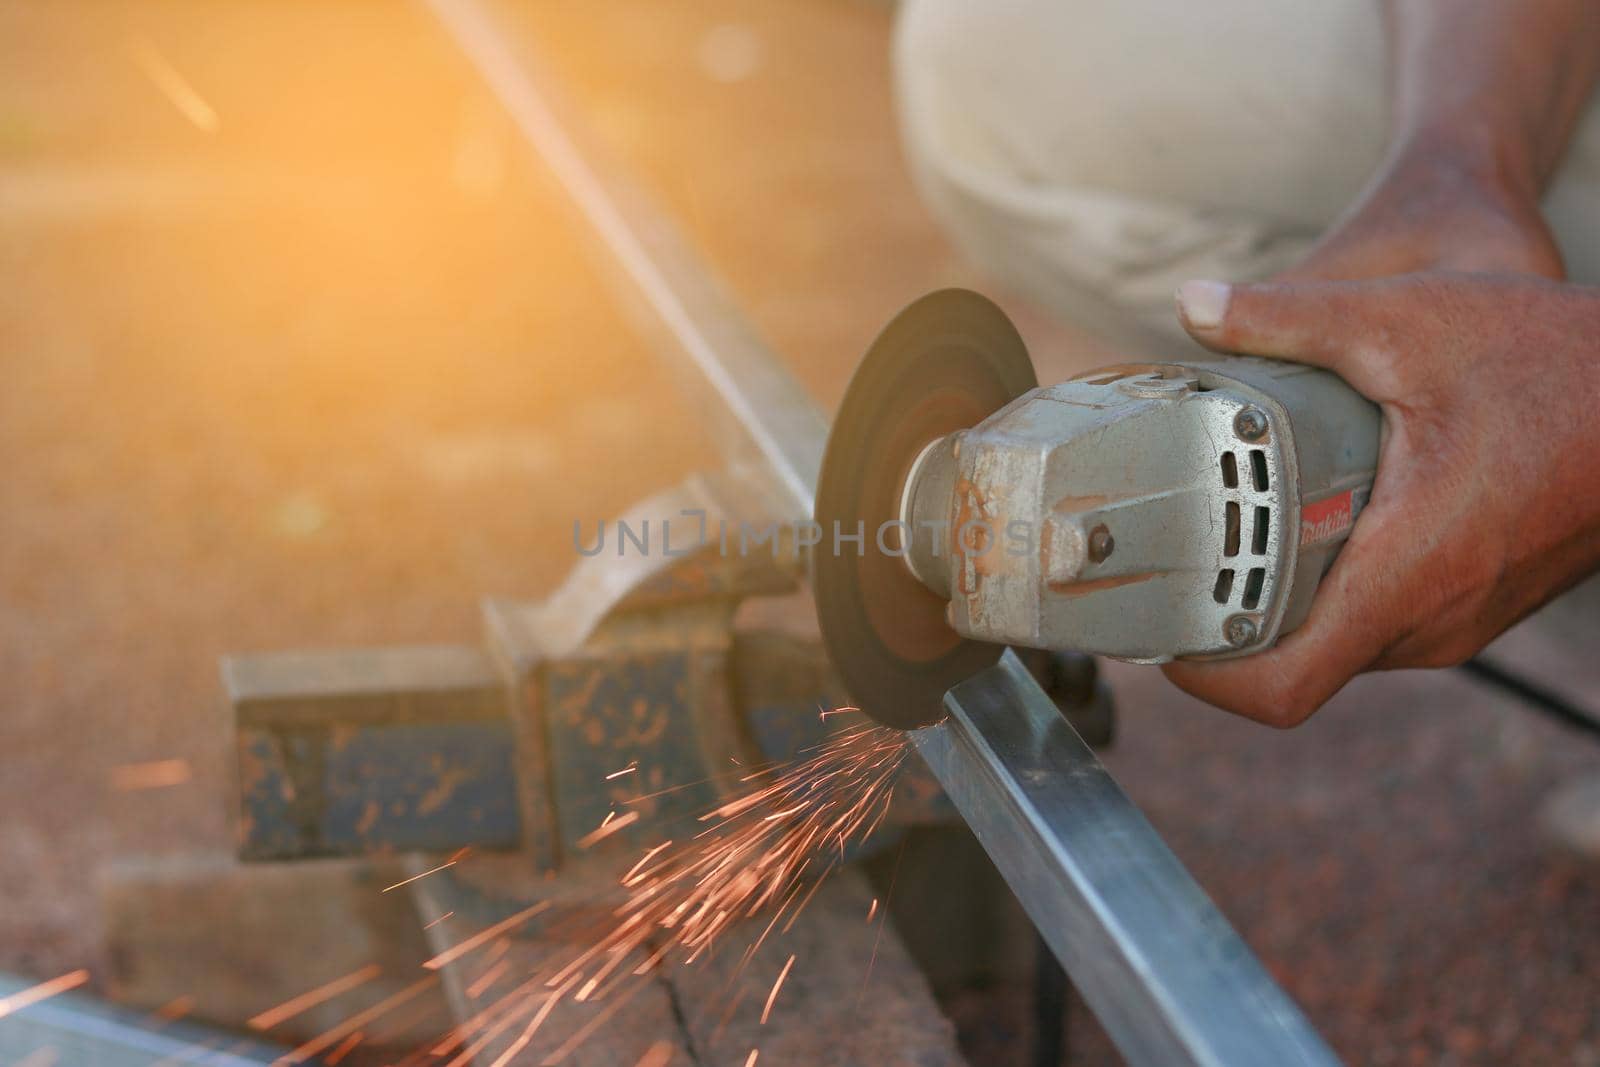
814 289 1382 731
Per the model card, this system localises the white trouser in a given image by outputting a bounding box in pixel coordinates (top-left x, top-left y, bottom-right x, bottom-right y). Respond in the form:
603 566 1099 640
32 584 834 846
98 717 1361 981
894 0 1600 352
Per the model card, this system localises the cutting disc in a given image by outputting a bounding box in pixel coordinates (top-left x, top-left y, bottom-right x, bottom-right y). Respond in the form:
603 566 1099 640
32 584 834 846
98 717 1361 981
814 289 1037 730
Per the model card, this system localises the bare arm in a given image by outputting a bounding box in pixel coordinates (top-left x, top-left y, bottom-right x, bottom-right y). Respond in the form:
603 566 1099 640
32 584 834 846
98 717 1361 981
1281 0 1600 282
1387 0 1600 192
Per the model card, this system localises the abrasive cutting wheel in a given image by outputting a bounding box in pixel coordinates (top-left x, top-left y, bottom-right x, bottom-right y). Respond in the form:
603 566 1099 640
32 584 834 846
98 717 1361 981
813 289 1037 730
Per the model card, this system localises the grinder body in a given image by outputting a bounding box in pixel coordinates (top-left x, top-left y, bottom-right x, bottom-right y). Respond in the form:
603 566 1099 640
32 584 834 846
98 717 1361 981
898 358 1380 663
813 290 1383 729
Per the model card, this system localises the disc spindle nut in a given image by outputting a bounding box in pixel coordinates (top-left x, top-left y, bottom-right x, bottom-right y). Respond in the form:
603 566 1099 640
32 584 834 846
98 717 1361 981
1224 615 1258 648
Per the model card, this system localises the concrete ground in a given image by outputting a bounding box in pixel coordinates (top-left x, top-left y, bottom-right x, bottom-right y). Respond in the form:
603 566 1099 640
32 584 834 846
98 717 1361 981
0 1 1596 1064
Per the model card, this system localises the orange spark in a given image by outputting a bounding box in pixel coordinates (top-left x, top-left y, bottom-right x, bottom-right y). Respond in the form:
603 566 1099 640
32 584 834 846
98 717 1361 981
866 898 878 923
466 959 510 1000
424 910 455 930
109 759 191 791
149 994 195 1024
576 809 640 849
571 727 899 1028
633 1040 676 1067
760 954 796 1025
484 975 580 1067
0 970 89 1021
409 721 906 1064
382 859 457 893
432 974 547 1058
541 980 650 1065
621 841 674 885
248 964 381 1031
605 762 639 780
424 901 551 970
860 839 907 1004
323 1031 364 1066
276 976 437 1064
744 1050 760 1067
443 1008 531 1066
762 804 806 821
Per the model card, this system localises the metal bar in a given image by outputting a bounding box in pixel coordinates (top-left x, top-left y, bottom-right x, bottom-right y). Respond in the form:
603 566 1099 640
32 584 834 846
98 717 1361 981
1460 655 1600 740
0 974 281 1065
919 651 1339 1066
425 4 1339 1064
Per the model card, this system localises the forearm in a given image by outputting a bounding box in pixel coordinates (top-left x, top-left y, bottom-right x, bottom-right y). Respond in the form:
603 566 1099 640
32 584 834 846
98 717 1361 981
1384 0 1600 197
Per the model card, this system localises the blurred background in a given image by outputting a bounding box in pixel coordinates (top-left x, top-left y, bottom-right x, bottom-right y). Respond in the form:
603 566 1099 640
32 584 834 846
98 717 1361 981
0 1 1597 1065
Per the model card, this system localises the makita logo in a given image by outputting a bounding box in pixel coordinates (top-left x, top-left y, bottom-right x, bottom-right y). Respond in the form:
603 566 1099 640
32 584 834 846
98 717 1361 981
1300 491 1354 546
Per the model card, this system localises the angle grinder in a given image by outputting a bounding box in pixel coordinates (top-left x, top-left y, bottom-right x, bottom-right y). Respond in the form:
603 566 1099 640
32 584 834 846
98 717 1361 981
813 289 1381 729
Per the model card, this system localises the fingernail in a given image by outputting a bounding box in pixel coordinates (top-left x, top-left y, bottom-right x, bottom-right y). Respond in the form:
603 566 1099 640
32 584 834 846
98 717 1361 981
1176 280 1230 330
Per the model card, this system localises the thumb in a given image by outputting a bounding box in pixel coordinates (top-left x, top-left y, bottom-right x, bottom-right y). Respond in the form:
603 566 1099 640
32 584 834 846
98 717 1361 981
1175 279 1376 378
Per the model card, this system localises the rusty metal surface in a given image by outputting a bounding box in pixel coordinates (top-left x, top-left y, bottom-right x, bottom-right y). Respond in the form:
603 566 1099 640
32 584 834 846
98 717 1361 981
227 647 523 860
228 609 963 867
541 651 723 854
228 536 947 866
235 722 521 860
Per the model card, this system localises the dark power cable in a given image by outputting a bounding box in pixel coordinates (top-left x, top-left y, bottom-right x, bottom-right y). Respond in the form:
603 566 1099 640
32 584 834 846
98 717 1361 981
1459 657 1600 742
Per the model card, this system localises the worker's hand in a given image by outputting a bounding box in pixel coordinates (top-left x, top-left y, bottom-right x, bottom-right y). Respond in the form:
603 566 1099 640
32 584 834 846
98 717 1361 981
1275 142 1565 283
1163 273 1600 726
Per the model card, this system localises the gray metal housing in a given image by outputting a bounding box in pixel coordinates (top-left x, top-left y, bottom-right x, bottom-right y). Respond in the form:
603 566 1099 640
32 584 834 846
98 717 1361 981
904 358 1380 662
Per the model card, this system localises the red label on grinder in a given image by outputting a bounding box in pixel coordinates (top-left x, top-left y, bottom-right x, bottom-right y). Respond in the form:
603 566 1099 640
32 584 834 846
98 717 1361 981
1300 490 1357 546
